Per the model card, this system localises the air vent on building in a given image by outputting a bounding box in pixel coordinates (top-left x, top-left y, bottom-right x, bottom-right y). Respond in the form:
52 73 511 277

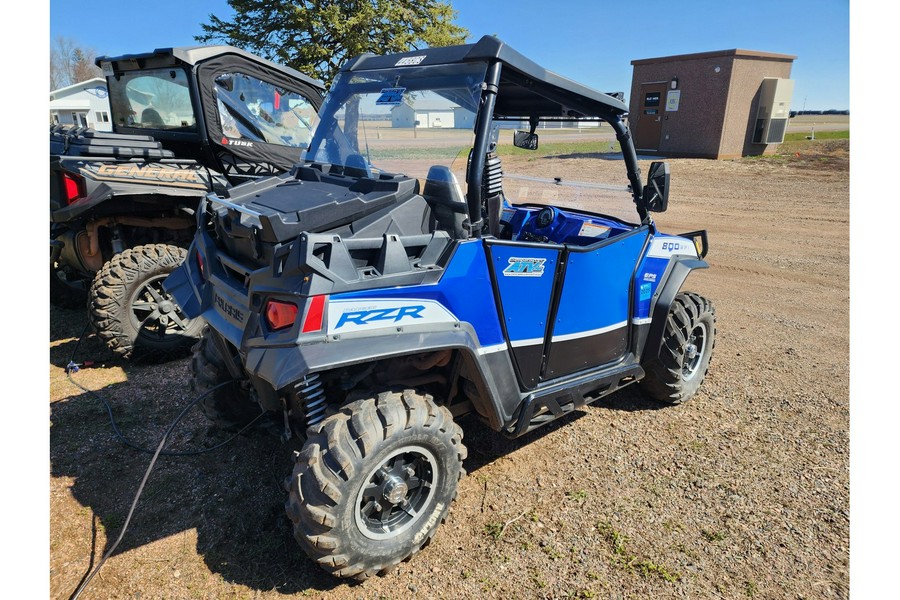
752 77 795 145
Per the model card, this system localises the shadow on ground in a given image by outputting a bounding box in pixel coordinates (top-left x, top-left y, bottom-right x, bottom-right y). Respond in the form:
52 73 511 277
51 305 672 595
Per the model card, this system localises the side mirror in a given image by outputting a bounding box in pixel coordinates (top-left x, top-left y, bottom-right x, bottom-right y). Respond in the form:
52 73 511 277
643 161 670 212
513 130 539 150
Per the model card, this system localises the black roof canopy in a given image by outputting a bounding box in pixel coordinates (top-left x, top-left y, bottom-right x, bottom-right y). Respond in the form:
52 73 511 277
341 35 628 119
96 45 325 92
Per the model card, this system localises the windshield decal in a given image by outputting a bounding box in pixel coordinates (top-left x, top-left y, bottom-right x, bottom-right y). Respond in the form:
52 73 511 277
375 87 406 105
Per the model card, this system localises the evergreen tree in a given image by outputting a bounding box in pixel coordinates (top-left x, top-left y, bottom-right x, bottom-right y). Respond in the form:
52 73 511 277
196 0 469 84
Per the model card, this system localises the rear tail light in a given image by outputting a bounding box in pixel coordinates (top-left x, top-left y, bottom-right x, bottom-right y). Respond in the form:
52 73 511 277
61 172 85 205
195 249 205 282
264 295 327 333
265 300 298 331
301 295 326 333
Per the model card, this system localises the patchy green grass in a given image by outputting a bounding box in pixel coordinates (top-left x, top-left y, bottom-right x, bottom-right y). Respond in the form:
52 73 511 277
596 521 681 583
484 522 504 540
783 130 848 142
701 528 727 542
566 489 589 501
497 140 622 158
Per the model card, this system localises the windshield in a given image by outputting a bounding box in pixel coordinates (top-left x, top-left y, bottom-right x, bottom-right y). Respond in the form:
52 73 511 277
492 121 641 225
213 72 316 148
304 63 488 181
108 68 196 131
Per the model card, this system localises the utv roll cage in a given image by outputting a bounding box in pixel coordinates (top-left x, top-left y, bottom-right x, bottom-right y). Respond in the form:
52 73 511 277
340 35 648 232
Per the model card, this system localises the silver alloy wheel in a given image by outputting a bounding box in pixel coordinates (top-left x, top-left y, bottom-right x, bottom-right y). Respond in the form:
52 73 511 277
354 445 439 541
682 321 708 381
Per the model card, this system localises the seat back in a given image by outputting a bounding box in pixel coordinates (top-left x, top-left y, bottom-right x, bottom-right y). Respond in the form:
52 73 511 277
423 166 468 238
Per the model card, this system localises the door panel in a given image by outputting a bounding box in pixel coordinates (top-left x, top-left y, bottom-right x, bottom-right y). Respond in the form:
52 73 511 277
634 84 666 151
543 229 650 379
486 243 561 389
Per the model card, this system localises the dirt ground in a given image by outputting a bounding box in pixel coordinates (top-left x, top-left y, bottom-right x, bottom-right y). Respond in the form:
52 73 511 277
49 138 849 599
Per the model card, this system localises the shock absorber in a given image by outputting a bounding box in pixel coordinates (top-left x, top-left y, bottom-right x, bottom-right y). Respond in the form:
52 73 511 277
292 374 327 428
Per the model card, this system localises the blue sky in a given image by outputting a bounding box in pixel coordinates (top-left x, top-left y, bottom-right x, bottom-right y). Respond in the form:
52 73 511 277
49 0 849 110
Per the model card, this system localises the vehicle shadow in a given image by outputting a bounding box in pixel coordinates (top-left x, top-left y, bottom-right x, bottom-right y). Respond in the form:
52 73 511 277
459 384 669 474
51 309 670 596
50 381 346 596
51 304 346 595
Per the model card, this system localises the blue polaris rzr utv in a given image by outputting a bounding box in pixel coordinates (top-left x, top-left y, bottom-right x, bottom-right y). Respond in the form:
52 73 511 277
166 35 715 580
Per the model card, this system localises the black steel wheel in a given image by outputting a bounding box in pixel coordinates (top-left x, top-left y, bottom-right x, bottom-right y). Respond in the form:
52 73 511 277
640 292 716 404
89 244 204 360
286 390 466 580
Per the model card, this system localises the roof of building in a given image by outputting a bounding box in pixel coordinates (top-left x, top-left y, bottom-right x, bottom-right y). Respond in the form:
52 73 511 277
631 49 797 66
392 99 461 112
49 77 107 98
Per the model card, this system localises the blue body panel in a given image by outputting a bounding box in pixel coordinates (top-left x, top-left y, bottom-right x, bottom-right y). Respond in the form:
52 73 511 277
632 234 700 321
330 240 506 348
487 244 560 344
553 231 648 337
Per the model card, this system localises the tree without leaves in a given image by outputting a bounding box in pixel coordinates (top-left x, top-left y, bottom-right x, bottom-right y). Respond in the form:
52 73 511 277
50 36 102 90
195 0 469 84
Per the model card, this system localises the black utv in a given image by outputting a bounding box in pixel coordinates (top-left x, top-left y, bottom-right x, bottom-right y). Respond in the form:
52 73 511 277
166 35 716 579
50 45 324 359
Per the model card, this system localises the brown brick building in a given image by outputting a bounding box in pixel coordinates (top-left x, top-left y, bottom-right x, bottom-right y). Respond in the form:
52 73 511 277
629 49 796 159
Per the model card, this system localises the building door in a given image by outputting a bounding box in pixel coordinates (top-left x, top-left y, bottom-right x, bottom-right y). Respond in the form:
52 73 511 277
634 83 666 151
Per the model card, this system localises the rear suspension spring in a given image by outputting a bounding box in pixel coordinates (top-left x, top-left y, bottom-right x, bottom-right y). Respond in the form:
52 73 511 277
293 374 327 428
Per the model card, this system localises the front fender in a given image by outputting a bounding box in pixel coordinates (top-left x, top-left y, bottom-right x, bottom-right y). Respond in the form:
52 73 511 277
642 257 709 360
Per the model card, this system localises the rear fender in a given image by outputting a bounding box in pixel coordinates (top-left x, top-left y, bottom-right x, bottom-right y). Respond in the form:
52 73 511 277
243 325 521 431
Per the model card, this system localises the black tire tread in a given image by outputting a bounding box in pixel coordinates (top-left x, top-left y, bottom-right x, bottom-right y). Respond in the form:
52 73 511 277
640 292 716 404
190 328 260 430
88 243 200 359
286 390 466 580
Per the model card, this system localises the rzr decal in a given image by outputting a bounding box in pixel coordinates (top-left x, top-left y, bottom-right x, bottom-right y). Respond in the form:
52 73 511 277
327 299 457 335
503 257 546 277
336 305 425 329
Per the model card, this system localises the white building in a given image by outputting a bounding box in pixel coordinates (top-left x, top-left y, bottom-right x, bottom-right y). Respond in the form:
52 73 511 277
49 78 112 132
391 101 457 129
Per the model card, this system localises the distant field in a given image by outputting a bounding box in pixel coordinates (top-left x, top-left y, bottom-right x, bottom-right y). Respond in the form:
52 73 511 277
787 114 849 133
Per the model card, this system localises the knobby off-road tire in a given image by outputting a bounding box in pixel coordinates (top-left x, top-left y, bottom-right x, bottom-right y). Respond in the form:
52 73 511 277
50 261 88 309
89 244 203 360
190 328 261 431
286 390 466 580
640 292 716 404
